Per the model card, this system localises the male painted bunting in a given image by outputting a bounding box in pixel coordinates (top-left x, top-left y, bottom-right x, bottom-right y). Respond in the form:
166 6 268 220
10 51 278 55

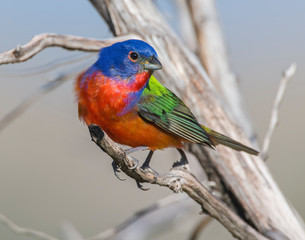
75 39 258 181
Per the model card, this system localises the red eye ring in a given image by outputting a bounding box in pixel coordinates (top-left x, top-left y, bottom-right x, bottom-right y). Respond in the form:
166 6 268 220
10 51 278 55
128 51 139 62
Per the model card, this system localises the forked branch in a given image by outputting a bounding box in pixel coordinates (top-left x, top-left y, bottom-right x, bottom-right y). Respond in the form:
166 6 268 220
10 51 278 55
88 124 267 240
0 33 138 65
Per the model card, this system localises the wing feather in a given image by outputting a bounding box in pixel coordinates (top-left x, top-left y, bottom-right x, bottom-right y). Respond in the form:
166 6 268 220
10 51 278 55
137 76 214 148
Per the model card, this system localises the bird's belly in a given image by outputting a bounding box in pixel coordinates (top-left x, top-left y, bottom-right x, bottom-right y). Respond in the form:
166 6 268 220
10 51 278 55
95 112 183 150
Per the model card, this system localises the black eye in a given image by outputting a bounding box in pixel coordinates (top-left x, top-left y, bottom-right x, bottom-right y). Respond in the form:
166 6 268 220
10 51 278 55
129 51 139 61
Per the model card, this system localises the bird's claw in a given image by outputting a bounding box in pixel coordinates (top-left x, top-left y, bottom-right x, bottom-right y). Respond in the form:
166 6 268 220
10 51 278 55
128 157 139 170
171 161 190 171
172 149 190 171
141 166 159 182
112 161 126 181
135 162 159 191
136 180 150 191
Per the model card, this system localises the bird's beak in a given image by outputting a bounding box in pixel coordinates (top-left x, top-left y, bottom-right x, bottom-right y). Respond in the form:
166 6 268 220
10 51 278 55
144 56 162 70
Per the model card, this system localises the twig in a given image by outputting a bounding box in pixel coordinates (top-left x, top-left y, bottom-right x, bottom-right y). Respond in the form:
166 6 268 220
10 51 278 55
189 216 212 240
1 53 95 78
0 72 77 133
0 33 138 65
88 124 267 240
176 0 198 53
60 221 84 240
86 194 187 240
0 212 59 240
261 63 297 160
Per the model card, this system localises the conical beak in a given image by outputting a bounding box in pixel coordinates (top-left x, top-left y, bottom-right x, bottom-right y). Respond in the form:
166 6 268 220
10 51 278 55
144 56 162 70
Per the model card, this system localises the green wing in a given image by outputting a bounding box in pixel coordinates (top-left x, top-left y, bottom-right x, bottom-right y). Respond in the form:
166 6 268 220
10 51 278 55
137 75 214 148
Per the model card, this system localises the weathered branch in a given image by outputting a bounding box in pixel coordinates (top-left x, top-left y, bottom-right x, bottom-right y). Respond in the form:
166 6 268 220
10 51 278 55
187 0 258 145
189 216 212 240
89 0 305 239
262 63 297 159
88 124 267 240
0 33 137 65
86 195 188 240
0 72 77 133
0 212 59 240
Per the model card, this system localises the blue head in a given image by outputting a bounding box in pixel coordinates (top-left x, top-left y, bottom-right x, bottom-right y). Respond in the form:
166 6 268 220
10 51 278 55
94 39 162 79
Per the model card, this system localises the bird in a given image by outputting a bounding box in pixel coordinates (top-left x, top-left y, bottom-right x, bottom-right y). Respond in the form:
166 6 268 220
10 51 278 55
75 39 258 186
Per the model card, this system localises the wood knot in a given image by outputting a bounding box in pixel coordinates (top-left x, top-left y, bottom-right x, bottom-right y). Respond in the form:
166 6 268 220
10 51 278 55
13 45 22 58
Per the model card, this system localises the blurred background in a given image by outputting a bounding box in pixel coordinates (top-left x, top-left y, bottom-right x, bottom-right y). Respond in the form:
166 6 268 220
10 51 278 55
0 0 304 239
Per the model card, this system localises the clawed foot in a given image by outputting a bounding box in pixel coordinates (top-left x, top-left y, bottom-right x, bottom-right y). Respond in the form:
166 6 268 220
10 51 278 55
135 150 159 191
171 149 190 171
128 157 139 170
140 165 159 180
172 161 190 171
112 149 167 191
111 161 126 181
136 180 150 191
135 168 158 191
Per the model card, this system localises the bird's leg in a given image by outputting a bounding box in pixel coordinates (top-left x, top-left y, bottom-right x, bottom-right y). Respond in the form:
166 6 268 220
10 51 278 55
125 146 150 154
141 150 154 169
172 149 190 171
136 150 159 191
111 161 126 181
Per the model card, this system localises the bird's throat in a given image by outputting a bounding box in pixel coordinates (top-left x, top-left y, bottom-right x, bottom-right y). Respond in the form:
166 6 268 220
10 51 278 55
130 70 152 91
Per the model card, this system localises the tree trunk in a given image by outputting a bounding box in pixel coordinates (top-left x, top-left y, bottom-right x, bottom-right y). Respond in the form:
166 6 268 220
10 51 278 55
89 0 305 239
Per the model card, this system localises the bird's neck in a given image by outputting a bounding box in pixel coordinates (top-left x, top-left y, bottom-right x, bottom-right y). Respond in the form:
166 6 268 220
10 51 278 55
128 70 152 91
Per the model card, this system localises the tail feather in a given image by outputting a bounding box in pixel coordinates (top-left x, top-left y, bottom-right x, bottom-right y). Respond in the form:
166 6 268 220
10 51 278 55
202 125 259 156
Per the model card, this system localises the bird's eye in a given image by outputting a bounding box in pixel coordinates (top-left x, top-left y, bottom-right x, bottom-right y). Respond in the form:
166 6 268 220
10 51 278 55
129 51 139 62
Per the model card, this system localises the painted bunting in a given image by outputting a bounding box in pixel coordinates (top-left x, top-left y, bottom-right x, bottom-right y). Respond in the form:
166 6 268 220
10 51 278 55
75 39 258 179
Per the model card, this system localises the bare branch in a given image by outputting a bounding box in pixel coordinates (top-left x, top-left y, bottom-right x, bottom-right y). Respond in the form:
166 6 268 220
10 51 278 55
1 53 95 78
189 216 212 240
262 63 297 159
0 72 77 133
0 212 59 240
88 124 267 240
60 221 84 240
86 195 187 240
176 0 198 53
89 1 305 239
0 33 138 65
186 0 258 146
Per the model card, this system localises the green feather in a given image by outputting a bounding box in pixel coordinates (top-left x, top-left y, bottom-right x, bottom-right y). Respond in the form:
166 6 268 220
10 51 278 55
137 75 214 148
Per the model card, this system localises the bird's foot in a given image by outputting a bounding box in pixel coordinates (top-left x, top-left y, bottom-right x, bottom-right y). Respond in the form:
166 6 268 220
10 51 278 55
140 151 159 181
135 166 159 191
128 157 139 170
172 149 190 171
135 160 159 191
111 161 126 181
125 146 149 154
135 180 150 191
141 165 159 180
135 150 158 191
171 161 190 171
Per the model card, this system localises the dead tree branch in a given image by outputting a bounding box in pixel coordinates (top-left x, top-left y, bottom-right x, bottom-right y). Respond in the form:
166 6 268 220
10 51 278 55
0 72 77 133
189 216 212 240
186 0 258 145
88 124 267 240
86 195 188 240
89 0 305 239
262 63 297 159
0 33 137 65
0 212 59 240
